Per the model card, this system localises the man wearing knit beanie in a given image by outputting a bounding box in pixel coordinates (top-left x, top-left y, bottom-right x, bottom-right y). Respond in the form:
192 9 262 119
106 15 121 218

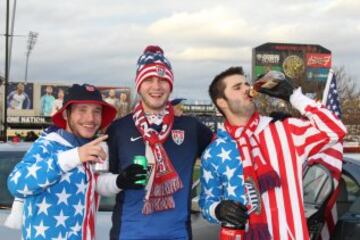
106 45 213 239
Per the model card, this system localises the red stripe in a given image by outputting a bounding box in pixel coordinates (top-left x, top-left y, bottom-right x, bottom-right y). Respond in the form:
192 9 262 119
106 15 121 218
136 63 173 82
83 164 96 240
308 157 342 180
304 105 346 139
291 124 310 136
284 121 310 239
323 147 342 160
325 186 340 233
270 124 296 238
258 130 280 240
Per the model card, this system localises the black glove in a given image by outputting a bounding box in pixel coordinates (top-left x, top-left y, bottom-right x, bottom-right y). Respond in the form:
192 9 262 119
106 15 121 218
215 200 249 227
116 164 147 189
257 77 294 101
270 111 292 123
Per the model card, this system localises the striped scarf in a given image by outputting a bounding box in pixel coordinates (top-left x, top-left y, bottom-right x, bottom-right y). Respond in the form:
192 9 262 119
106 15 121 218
133 102 183 214
57 129 99 240
225 112 281 240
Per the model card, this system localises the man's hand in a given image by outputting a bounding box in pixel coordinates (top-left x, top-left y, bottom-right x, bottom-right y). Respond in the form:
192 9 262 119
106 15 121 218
116 164 147 189
215 200 249 227
78 135 108 163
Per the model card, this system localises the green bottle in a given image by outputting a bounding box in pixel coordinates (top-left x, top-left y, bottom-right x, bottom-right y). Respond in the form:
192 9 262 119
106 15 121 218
133 155 148 185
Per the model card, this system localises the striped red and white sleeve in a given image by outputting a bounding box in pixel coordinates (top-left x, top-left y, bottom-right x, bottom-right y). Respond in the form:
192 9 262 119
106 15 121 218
288 88 347 176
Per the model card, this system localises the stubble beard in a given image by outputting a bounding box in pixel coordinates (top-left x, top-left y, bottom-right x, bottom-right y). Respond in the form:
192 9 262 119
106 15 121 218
228 100 256 118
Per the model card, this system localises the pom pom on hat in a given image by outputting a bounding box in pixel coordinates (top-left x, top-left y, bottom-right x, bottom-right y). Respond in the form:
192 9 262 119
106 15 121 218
135 45 173 92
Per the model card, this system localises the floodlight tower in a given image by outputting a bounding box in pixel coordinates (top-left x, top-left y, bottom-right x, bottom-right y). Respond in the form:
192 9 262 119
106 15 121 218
24 31 38 84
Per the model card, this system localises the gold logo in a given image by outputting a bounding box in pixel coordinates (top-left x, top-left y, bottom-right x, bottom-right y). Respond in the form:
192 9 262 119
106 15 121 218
282 55 305 79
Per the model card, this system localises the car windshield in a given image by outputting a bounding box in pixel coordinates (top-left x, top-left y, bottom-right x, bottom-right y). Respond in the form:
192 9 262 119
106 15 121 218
0 151 25 209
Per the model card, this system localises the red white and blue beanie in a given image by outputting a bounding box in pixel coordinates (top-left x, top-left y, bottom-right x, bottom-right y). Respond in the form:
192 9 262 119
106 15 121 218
135 45 174 92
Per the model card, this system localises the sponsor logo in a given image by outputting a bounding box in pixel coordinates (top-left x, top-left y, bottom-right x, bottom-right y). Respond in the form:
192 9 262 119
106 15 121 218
85 85 95 92
306 53 331 68
156 66 166 77
283 55 305 79
171 130 185 145
130 136 142 142
256 53 280 64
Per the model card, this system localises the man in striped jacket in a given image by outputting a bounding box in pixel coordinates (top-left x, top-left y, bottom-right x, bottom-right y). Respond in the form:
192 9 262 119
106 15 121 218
199 67 346 240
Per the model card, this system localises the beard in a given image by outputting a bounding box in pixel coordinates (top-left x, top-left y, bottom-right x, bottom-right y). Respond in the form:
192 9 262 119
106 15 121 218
228 99 256 118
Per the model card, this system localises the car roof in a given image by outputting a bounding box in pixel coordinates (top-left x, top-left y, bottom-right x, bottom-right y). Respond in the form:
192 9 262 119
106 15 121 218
343 153 360 183
0 142 32 152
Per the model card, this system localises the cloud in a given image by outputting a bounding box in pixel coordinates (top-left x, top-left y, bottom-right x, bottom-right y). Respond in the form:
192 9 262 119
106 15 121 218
148 6 256 44
172 47 251 61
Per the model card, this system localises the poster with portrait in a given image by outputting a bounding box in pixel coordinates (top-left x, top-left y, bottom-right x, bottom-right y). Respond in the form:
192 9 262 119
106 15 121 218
100 87 131 118
40 85 69 116
7 82 34 110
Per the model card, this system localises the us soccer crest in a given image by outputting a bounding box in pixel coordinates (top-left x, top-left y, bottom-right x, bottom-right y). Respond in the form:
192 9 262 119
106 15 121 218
171 130 185 145
156 66 166 77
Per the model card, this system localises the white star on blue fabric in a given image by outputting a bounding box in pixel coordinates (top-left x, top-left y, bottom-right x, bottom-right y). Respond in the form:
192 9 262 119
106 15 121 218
73 200 84 216
54 210 69 227
77 165 85 174
211 162 219 171
215 138 226 146
47 158 54 170
40 145 49 153
10 171 21 184
224 166 236 179
33 153 43 162
60 172 72 183
51 232 67 240
202 148 212 160
18 185 33 196
203 169 214 183
26 164 41 179
76 179 87 195
37 198 51 215
27 203 32 217
217 147 231 162
69 222 82 237
26 225 31 239
227 183 237 197
56 188 71 205
34 220 49 238
204 187 215 198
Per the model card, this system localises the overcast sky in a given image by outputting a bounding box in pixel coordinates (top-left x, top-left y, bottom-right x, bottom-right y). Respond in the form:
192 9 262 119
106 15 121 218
0 0 359 101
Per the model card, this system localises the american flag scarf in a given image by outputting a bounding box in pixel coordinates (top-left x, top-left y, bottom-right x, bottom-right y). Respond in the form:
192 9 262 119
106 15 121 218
133 102 183 214
82 163 100 240
225 112 281 240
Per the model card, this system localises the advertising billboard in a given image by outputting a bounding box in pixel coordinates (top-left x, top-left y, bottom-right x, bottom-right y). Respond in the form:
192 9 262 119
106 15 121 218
2 83 132 138
252 43 331 83
7 82 33 110
99 87 132 118
40 85 69 116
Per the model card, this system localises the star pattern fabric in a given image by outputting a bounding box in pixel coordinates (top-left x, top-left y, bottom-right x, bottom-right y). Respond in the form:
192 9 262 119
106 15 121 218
325 72 342 118
7 133 91 240
199 127 246 224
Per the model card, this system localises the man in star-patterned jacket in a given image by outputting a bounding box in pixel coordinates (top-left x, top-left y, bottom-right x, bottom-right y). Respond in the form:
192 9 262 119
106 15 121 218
7 84 147 240
199 67 346 240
